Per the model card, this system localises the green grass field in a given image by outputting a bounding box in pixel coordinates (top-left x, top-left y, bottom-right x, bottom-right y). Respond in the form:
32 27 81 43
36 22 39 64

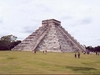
0 51 100 74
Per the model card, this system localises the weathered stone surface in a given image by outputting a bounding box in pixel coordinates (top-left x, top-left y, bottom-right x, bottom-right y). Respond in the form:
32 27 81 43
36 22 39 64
12 19 86 52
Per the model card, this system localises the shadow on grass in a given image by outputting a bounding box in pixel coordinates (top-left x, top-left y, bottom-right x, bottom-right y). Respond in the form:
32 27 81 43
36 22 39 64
7 57 17 60
66 66 96 72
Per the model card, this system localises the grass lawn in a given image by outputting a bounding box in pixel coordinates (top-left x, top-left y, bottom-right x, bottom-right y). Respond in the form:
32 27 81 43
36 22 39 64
0 51 100 74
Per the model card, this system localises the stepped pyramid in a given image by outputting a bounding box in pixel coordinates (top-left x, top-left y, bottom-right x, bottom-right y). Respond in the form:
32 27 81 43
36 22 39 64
12 19 86 52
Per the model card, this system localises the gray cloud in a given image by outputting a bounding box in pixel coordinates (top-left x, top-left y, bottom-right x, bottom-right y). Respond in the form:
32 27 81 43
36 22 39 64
0 34 4 38
23 27 34 33
35 4 53 12
61 16 73 20
0 0 100 46
0 0 33 6
0 18 3 24
22 25 38 33
67 17 92 28
79 18 92 25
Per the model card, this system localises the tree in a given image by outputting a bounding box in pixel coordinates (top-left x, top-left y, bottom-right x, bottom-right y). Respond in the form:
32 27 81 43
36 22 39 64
86 46 100 52
94 46 100 52
1 35 17 42
85 46 95 52
0 35 21 50
0 40 9 50
10 40 21 49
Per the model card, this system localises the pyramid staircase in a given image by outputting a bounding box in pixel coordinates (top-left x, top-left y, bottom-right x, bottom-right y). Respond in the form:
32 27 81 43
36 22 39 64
12 19 86 52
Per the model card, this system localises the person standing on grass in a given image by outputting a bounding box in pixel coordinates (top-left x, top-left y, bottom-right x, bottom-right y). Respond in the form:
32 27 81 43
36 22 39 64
95 51 99 55
34 50 36 53
43 50 44 53
45 50 47 53
43 50 47 54
78 52 80 58
74 53 77 58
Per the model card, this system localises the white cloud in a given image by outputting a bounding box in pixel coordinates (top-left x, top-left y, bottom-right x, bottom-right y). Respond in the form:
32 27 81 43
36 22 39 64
0 0 100 46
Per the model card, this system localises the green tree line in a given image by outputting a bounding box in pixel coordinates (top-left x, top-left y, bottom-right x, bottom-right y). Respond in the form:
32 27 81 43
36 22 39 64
0 35 100 52
86 46 100 52
0 35 21 50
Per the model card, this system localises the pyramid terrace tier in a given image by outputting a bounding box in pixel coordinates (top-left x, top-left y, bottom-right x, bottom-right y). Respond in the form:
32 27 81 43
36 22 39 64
12 19 86 52
42 19 61 26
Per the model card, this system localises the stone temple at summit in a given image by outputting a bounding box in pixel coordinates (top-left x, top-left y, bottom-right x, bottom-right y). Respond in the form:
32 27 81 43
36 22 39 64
12 19 86 52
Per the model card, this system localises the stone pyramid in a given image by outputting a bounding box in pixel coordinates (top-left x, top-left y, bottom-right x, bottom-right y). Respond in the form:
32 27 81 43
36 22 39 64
12 19 86 52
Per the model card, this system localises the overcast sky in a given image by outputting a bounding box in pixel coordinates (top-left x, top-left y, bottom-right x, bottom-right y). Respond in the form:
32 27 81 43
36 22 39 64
0 0 100 46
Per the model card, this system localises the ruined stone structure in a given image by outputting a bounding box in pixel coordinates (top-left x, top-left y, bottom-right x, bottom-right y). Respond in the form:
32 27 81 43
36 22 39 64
12 19 86 52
